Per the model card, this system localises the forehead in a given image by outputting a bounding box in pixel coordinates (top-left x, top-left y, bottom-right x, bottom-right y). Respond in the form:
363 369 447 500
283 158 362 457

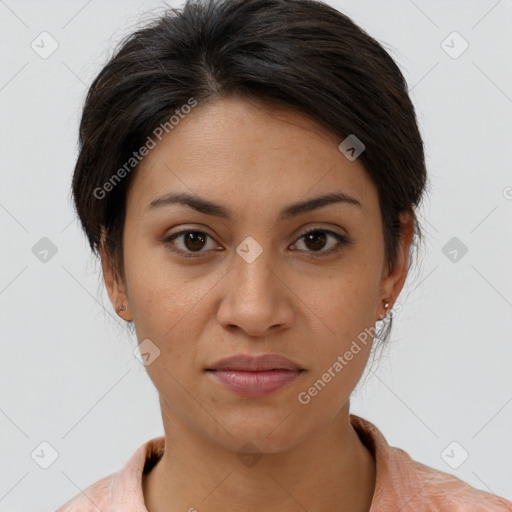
125 96 377 215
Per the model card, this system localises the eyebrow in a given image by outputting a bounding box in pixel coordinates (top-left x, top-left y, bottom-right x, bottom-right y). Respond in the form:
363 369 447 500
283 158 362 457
146 191 362 221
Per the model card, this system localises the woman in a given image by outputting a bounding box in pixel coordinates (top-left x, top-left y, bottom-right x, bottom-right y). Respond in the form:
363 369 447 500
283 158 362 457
56 0 512 510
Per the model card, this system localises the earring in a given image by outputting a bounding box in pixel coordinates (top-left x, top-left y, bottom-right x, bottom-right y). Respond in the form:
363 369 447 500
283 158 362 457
378 299 391 320
117 304 126 314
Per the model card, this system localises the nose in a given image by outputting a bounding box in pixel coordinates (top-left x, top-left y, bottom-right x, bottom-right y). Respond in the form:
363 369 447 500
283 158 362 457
216 243 294 338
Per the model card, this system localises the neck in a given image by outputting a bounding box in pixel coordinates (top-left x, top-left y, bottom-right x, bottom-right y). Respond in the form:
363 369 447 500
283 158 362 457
142 403 376 512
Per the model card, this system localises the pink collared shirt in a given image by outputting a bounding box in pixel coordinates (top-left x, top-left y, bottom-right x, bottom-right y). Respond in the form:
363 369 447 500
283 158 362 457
56 414 512 511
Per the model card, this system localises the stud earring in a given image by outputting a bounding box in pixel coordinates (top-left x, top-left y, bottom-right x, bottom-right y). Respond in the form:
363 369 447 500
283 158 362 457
117 304 126 313
378 299 391 321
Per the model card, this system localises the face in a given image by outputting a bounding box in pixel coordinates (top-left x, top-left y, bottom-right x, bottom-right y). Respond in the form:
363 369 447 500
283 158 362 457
102 95 413 453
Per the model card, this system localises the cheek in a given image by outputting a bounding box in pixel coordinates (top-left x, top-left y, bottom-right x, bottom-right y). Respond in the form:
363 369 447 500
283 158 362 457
293 301 374 428
123 237 190 328
296 345 370 425
304 263 380 342
123 245 221 376
298 261 379 399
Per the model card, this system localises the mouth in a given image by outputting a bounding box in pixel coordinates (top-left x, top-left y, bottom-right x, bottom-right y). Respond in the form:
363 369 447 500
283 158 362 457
205 354 305 398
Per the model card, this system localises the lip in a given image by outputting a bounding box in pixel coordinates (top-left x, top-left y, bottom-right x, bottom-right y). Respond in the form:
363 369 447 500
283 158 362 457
207 354 303 372
206 354 305 398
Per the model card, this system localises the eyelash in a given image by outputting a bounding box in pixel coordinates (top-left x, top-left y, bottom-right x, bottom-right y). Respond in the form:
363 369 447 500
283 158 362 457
163 228 351 259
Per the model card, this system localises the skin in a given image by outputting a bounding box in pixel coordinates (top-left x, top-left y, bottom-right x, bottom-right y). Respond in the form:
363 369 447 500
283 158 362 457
101 95 414 512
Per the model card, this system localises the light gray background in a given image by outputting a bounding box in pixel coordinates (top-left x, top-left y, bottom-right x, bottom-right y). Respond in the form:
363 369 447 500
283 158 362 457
1 0 511 510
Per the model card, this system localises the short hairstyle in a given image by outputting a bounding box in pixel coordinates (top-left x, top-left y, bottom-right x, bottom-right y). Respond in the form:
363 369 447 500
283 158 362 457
71 0 428 347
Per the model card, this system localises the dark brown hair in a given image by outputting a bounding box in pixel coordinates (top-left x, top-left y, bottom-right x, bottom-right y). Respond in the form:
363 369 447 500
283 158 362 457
71 0 428 345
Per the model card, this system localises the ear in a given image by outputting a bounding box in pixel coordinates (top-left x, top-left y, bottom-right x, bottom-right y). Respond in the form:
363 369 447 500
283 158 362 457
99 229 133 322
379 210 415 315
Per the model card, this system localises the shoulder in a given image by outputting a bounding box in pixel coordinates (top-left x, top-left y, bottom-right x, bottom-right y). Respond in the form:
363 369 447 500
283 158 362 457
392 447 512 511
54 435 165 511
55 473 114 512
350 414 512 511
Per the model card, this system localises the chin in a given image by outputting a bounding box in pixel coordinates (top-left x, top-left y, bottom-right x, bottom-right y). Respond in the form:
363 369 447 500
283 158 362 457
205 408 313 455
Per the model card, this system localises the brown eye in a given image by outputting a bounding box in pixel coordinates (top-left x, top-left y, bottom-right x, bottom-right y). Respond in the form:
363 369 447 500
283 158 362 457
290 229 351 256
164 230 220 257
303 230 328 251
181 231 207 251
